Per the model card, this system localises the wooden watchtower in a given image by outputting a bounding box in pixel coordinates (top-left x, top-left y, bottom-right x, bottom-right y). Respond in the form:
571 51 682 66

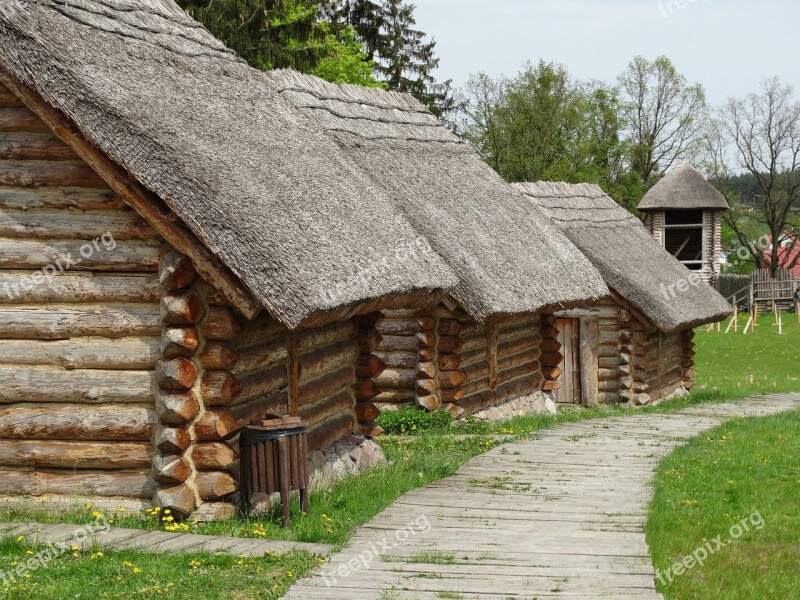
639 162 729 286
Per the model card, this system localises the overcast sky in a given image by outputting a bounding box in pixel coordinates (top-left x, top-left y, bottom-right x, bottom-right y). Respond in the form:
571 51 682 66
413 0 799 106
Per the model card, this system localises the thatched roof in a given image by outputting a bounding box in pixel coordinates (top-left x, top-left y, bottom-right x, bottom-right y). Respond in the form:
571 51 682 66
0 0 458 328
515 182 731 333
639 162 730 211
272 71 609 321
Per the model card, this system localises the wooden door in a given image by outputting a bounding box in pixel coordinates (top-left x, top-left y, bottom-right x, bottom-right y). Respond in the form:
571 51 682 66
555 319 581 404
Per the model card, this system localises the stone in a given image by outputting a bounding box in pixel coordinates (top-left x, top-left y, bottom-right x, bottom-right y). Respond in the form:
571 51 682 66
469 391 558 421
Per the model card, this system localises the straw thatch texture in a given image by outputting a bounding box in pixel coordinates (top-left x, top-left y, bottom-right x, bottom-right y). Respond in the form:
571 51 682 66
639 162 730 211
0 0 458 328
271 70 609 321
515 182 731 334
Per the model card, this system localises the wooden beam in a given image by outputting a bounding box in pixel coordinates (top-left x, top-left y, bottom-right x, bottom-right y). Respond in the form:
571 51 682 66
580 318 599 407
287 332 300 417
0 70 262 320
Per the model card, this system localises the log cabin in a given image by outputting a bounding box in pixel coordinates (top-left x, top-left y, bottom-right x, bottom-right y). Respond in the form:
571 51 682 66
639 162 730 286
272 71 610 418
514 182 731 406
0 0 460 518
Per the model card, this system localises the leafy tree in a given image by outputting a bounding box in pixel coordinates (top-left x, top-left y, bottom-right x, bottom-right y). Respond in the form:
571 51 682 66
458 62 642 209
618 56 707 186
178 0 328 71
704 77 800 276
311 23 384 87
178 0 380 86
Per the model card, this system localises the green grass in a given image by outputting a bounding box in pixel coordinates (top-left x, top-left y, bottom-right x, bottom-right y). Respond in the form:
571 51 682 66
0 536 319 599
646 410 800 599
693 312 800 398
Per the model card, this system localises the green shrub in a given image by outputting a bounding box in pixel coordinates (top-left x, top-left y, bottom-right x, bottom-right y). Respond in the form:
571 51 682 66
376 407 453 435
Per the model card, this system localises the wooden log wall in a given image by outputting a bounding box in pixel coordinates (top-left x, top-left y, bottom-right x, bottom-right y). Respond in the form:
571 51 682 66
231 307 360 455
372 309 423 412
614 308 633 404
0 84 164 502
681 330 696 390
597 302 626 404
370 305 549 419
629 321 685 404
539 314 563 396
152 252 242 518
449 309 541 418
354 313 385 436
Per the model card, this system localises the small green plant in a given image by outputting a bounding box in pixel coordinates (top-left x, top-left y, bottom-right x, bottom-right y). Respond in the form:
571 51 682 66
377 407 453 435
406 551 457 565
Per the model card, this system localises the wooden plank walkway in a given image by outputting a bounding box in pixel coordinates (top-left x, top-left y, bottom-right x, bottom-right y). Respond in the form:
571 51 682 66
286 394 800 599
0 521 332 557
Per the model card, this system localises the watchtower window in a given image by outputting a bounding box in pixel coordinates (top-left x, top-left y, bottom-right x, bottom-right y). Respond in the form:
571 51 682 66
665 228 703 262
665 210 703 226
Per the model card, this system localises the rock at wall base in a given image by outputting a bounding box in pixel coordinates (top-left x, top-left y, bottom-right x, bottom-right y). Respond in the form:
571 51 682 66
467 391 559 422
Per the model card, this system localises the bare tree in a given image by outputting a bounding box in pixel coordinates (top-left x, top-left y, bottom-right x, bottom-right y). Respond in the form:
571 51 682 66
458 72 504 174
705 77 800 276
618 56 707 185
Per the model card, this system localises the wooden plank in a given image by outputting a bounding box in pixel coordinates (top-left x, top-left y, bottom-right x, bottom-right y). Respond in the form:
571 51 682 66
0 210 157 240
287 332 300 417
0 160 107 187
486 322 498 391
0 305 161 339
0 132 77 160
0 272 160 304
0 238 163 271
0 186 122 210
0 337 159 369
0 107 50 132
0 404 155 441
0 367 155 404
580 317 599 407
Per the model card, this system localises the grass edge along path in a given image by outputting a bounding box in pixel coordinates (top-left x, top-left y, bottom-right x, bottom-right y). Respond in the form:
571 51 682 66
646 408 800 600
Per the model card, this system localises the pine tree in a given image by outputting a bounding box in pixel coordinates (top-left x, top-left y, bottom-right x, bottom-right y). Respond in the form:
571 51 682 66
329 0 453 117
325 0 385 61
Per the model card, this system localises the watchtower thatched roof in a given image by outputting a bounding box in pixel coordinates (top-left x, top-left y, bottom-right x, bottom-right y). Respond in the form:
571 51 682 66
272 70 609 321
0 0 458 328
639 162 730 212
515 182 731 334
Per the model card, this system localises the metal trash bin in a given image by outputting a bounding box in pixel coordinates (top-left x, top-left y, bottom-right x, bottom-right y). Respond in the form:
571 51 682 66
239 416 309 527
